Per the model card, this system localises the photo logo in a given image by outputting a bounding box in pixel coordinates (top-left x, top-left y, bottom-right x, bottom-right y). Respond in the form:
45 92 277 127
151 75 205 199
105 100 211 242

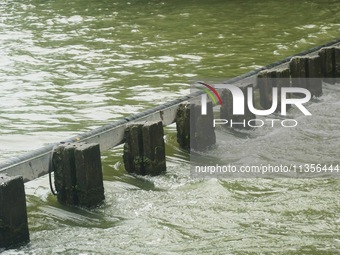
193 81 313 129
194 82 223 115
196 82 312 116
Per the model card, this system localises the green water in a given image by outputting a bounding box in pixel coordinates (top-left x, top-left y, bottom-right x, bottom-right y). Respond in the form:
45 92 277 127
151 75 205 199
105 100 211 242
1 0 340 254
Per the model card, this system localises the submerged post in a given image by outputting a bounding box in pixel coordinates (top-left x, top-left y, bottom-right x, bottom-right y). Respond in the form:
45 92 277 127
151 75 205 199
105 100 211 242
52 142 105 208
0 175 29 249
123 121 166 176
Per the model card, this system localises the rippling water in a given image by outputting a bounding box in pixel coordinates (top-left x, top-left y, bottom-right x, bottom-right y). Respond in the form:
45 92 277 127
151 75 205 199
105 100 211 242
1 0 340 254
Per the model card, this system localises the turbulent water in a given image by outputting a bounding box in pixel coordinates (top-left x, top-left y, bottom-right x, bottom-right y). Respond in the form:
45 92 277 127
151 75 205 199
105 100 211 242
1 0 340 254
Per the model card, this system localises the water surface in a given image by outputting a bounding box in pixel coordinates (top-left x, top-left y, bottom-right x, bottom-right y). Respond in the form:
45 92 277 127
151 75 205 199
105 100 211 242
1 0 340 254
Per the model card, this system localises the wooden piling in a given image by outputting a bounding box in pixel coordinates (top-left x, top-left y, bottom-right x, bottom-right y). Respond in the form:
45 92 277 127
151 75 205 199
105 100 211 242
190 101 216 151
142 121 166 176
175 104 190 150
123 121 166 176
175 102 216 151
335 47 340 80
257 69 276 111
123 124 144 175
275 68 291 112
289 55 323 97
0 175 29 248
307 55 322 97
318 47 334 84
52 143 105 208
289 56 308 89
220 85 255 129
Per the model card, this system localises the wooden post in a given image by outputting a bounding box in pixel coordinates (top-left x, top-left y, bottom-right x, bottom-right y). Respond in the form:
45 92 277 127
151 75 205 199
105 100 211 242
0 175 29 249
318 47 335 84
175 104 190 150
123 121 166 176
335 47 340 80
289 57 308 89
220 84 255 129
275 68 291 112
257 69 276 111
123 124 144 175
307 55 322 97
53 143 105 208
142 121 166 176
257 69 291 113
190 101 216 151
175 102 215 151
289 56 323 97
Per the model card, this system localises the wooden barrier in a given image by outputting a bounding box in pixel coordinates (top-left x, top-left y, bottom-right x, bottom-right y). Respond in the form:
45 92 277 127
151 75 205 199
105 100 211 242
1 39 339 183
0 175 29 248
0 39 340 249
52 143 105 208
123 121 166 176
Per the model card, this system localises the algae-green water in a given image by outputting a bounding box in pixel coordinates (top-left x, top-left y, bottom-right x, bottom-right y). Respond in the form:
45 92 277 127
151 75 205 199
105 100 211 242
0 0 340 254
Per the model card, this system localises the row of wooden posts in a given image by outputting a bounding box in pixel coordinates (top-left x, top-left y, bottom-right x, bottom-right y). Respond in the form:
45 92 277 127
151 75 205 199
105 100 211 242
1 45 339 249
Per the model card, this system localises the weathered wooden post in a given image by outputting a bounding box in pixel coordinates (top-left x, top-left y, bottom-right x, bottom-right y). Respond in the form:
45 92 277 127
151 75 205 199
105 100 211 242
52 142 105 208
220 84 255 129
123 121 166 176
257 69 276 111
307 55 322 97
0 174 29 249
289 56 308 90
175 104 190 150
289 56 323 96
335 47 340 80
276 68 291 111
258 68 291 113
142 121 166 176
319 47 334 84
175 102 216 151
190 101 216 151
123 124 144 175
